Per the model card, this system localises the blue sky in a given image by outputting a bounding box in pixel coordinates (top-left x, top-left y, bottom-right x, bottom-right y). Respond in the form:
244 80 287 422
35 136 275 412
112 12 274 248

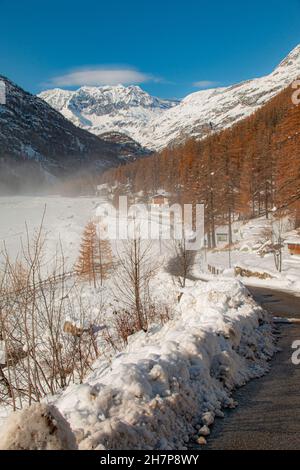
0 0 300 98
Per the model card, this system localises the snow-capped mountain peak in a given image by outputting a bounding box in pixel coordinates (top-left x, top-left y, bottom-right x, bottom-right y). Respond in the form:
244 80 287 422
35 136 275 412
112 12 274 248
39 45 300 151
38 85 178 145
39 88 74 110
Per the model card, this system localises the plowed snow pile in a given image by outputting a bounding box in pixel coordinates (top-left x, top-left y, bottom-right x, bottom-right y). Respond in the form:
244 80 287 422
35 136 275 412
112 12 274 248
0 279 275 450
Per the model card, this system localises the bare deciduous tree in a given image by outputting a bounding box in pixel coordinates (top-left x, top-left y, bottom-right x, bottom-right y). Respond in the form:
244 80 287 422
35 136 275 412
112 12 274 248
167 237 195 300
113 238 158 339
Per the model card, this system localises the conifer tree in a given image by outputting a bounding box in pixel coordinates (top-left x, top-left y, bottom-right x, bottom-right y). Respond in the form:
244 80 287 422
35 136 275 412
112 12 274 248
75 221 114 286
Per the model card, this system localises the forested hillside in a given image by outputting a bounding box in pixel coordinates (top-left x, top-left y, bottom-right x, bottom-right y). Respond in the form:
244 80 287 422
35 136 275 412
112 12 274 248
100 84 300 247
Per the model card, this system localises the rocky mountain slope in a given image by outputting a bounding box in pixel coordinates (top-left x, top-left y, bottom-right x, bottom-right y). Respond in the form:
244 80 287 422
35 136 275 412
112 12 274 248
38 85 178 148
0 77 148 192
39 45 300 150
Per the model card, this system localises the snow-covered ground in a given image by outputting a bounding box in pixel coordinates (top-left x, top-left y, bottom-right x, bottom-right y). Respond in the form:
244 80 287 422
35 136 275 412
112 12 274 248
0 196 99 268
0 197 278 450
0 196 184 267
202 216 300 294
0 278 275 450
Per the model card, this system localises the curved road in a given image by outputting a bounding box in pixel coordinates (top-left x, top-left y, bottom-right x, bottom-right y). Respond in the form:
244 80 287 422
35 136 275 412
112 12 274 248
206 286 300 450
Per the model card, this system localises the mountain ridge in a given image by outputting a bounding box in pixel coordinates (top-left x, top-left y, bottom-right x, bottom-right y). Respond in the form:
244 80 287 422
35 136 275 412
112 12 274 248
39 85 178 147
39 45 300 150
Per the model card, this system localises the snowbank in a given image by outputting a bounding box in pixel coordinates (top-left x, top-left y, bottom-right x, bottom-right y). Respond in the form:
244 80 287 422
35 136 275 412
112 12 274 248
0 279 274 450
0 404 77 450
50 279 274 450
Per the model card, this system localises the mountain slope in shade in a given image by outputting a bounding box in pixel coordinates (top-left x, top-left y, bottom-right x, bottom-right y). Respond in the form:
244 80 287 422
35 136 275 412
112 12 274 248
0 77 149 192
39 45 300 150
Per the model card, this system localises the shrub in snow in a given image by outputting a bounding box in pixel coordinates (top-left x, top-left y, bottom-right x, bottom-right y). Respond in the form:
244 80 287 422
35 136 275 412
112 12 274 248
0 234 103 408
0 403 77 450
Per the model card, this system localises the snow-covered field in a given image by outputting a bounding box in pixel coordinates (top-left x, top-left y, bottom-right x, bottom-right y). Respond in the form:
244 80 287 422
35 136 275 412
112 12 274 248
0 196 100 267
0 196 182 266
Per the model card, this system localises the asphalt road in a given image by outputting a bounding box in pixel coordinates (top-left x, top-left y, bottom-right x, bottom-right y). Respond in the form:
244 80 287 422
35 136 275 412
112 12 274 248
205 286 300 450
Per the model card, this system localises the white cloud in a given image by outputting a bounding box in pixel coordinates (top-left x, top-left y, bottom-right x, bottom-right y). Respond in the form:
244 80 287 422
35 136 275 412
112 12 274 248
48 67 158 87
193 80 219 88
